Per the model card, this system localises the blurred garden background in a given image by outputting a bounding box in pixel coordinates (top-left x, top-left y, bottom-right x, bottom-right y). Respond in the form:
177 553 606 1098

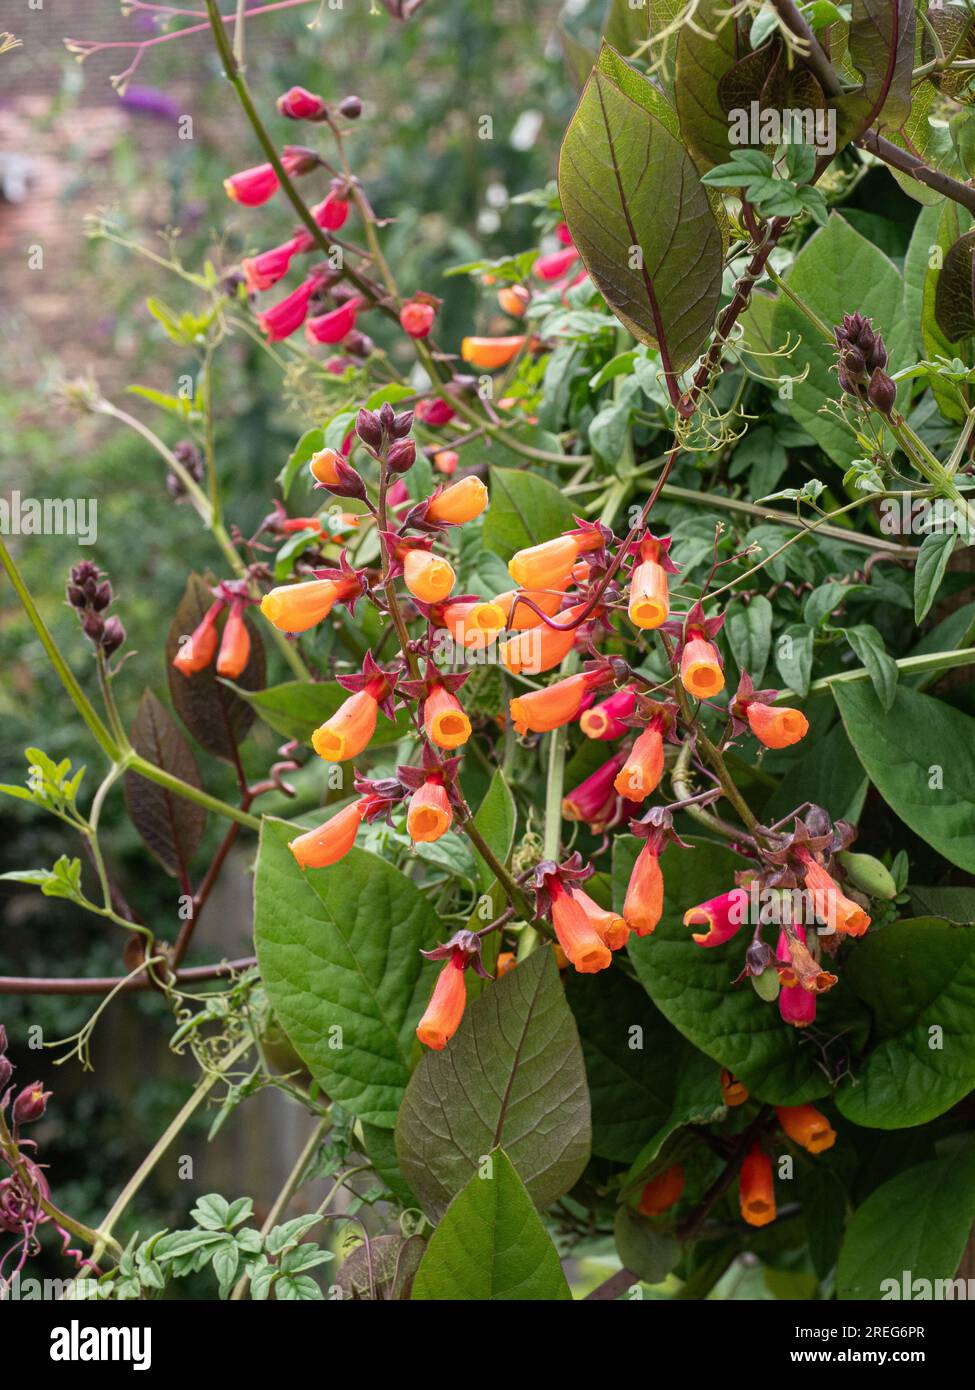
0 0 593 1284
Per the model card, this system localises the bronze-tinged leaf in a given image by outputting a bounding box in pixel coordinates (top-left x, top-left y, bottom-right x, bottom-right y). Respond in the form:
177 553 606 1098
717 40 778 117
123 689 206 877
675 0 745 170
166 573 265 763
836 0 915 145
935 229 975 342
336 1234 425 1300
558 42 723 386
923 7 975 99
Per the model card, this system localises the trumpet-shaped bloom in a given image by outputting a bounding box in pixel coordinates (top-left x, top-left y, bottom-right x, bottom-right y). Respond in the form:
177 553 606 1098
508 534 598 590
637 1164 685 1217
441 599 506 650
739 1144 776 1227
550 882 612 974
306 296 362 345
614 727 664 803
313 190 349 231
500 603 585 676
416 957 467 1050
257 275 319 341
407 780 453 843
570 887 629 951
623 842 664 937
747 702 809 749
628 559 669 630
425 476 488 525
680 637 725 699
682 887 748 947
776 1104 836 1154
580 686 636 740
494 584 567 629
562 752 626 827
312 689 379 762
172 606 220 676
403 549 456 604
424 686 471 749
215 605 250 678
802 858 871 937
242 234 307 293
510 672 591 735
261 578 355 633
288 799 366 869
460 335 525 369
224 162 280 206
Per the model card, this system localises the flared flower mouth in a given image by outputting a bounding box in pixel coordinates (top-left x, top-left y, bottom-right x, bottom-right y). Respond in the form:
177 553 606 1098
432 710 471 746
683 660 724 698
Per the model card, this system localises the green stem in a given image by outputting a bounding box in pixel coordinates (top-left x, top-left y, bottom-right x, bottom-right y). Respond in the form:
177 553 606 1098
776 646 975 702
128 753 261 830
658 484 912 554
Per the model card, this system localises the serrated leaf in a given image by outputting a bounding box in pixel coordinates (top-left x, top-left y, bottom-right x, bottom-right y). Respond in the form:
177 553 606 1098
123 689 205 877
395 948 590 1222
558 43 723 383
411 1149 571 1300
254 824 442 1127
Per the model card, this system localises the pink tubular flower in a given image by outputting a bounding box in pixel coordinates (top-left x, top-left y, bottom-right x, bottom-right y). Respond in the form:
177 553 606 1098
579 685 636 740
534 246 579 281
257 274 321 341
562 751 627 830
277 86 327 120
414 397 456 427
224 161 280 206
306 296 363 345
313 190 350 231
777 928 817 1028
242 234 309 294
682 888 748 947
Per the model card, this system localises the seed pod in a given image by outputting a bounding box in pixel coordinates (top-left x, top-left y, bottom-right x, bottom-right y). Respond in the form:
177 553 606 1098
751 969 781 1003
836 851 898 900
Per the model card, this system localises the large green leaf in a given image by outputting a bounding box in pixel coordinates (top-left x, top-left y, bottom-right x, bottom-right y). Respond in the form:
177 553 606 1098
773 215 913 465
226 679 411 747
565 966 721 1164
761 714 868 827
836 0 915 145
834 682 975 873
254 824 441 1127
836 918 975 1128
482 466 576 557
471 769 517 894
618 837 836 1105
837 1140 975 1298
558 43 723 381
395 947 590 1221
674 0 742 170
921 200 973 421
411 1149 571 1300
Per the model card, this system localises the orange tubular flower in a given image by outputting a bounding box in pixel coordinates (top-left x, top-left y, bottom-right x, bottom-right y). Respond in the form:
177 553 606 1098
623 842 664 937
614 727 664 803
628 551 670 630
720 1069 749 1107
216 605 250 679
407 780 453 843
497 285 530 317
570 887 629 951
308 447 344 486
403 549 456 604
509 531 603 591
288 798 366 870
425 476 489 525
461 334 526 369
801 857 871 937
494 584 567 629
496 951 516 976
424 686 472 749
776 1104 837 1154
747 702 809 749
550 882 612 974
739 1144 776 1227
261 578 355 633
637 1164 685 1218
416 957 467 1051
510 672 592 735
500 603 585 676
172 606 220 676
441 599 507 650
312 689 380 762
680 636 725 699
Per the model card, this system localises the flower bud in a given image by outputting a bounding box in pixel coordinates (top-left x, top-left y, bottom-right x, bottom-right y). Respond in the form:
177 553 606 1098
276 86 328 121
434 449 458 476
355 407 384 450
400 299 436 339
92 581 113 611
312 689 380 762
12 1082 51 1125
835 851 897 901
0 1056 12 1092
637 1164 685 1217
313 189 350 231
101 616 126 658
81 610 104 644
289 799 366 870
338 94 362 120
461 335 525 370
417 956 467 1050
426 475 488 525
867 367 896 415
389 409 414 439
386 438 417 474
720 1069 749 1107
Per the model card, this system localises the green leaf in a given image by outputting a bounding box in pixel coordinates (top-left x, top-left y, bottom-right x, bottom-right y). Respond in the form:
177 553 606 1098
920 201 974 421
614 1206 679 1284
726 594 773 684
836 919 975 1128
835 682 975 873
565 966 720 1164
454 518 511 599
411 1149 571 1300
836 0 915 146
774 624 814 697
837 1140 975 1298
471 770 517 894
761 718 868 827
842 624 898 712
395 947 590 1222
226 679 411 748
773 215 913 465
254 825 442 1127
914 530 957 625
482 465 575 557
618 837 835 1105
558 43 723 380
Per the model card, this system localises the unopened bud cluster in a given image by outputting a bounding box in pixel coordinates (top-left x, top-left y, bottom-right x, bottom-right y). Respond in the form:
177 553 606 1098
66 560 125 657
